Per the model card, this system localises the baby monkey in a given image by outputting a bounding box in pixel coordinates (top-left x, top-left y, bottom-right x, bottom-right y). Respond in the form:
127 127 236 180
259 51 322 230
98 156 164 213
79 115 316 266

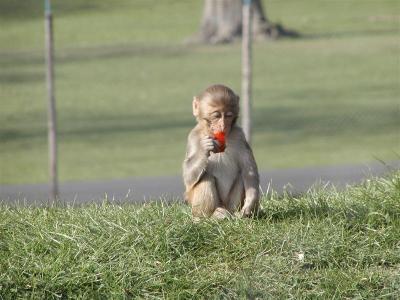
183 84 260 218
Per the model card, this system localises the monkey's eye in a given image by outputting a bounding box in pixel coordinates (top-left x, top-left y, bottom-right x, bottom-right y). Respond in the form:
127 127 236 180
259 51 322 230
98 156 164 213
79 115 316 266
211 112 222 119
225 112 234 118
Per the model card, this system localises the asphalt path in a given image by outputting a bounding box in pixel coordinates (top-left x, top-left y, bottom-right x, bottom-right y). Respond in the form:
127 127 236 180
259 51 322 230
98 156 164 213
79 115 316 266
1 161 399 205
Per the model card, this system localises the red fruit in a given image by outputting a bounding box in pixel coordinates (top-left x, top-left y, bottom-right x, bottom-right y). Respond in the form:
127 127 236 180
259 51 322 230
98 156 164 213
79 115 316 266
213 131 226 152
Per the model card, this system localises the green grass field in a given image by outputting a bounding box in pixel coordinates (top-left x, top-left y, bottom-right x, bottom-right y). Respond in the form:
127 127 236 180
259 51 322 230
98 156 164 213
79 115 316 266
0 0 399 184
1 172 399 298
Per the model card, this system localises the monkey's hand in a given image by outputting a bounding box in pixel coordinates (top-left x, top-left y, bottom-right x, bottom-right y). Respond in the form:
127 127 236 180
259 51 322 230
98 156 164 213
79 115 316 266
200 136 220 156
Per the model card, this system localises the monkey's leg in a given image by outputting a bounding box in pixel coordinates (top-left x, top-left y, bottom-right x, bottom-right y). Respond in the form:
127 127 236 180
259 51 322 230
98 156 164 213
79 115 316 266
225 176 245 214
188 174 220 218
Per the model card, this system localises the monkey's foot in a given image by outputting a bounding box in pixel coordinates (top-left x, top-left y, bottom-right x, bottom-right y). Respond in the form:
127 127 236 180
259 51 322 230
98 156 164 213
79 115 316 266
212 207 232 219
193 216 201 223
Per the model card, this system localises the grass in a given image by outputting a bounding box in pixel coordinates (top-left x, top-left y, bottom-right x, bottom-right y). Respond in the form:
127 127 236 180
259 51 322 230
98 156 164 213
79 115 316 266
0 0 399 184
0 172 399 298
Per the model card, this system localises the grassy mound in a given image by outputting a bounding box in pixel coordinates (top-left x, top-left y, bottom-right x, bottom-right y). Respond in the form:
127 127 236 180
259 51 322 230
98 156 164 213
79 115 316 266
1 172 399 298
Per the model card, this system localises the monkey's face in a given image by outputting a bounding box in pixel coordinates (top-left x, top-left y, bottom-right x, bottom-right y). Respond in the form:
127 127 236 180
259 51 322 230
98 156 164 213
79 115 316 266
202 99 236 136
193 89 239 137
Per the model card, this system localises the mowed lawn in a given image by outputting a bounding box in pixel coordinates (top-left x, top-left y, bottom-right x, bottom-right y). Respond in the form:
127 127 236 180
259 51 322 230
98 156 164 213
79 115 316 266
0 0 399 184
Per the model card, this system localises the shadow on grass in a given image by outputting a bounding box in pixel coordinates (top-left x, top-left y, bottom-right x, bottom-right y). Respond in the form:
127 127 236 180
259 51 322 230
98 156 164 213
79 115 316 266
1 27 398 69
303 28 399 40
0 101 398 144
0 72 44 85
0 1 111 20
0 45 190 69
0 114 194 143
253 104 399 142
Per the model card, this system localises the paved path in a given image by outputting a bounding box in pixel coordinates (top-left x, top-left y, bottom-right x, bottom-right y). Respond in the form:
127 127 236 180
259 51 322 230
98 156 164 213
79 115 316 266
1 161 398 205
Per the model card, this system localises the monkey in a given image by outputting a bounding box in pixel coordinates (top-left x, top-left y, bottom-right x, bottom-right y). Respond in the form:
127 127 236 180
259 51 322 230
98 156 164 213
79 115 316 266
182 84 260 219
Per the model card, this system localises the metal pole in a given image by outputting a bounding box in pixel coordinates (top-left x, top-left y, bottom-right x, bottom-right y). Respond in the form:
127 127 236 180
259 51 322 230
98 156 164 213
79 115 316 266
241 0 252 144
45 0 58 201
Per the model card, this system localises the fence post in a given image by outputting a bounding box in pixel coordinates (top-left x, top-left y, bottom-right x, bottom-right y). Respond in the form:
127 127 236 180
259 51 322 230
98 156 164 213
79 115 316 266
45 0 58 201
241 0 253 144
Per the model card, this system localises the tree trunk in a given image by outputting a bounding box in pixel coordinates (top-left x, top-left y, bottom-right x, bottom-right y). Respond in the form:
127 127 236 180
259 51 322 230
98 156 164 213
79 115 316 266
187 0 298 44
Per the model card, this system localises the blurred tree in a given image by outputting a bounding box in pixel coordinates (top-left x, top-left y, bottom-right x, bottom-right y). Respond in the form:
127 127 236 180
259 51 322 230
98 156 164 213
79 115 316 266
187 0 298 44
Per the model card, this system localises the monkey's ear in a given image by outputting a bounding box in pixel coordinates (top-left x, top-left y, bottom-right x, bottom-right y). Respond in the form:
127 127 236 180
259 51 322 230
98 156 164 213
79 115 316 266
236 94 240 103
192 97 200 117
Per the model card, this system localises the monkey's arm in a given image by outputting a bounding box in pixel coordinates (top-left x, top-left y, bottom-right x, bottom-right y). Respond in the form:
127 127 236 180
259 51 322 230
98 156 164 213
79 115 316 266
238 138 260 217
183 132 211 190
